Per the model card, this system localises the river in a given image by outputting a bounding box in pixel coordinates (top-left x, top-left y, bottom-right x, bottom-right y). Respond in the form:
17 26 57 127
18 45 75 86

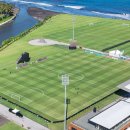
0 0 130 45
0 3 38 45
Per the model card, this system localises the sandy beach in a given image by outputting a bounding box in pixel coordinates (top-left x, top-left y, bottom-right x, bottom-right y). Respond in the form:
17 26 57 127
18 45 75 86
27 7 60 21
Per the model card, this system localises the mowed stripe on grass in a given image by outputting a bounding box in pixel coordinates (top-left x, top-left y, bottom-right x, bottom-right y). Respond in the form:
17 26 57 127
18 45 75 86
20 14 130 51
1 47 130 120
1 14 130 120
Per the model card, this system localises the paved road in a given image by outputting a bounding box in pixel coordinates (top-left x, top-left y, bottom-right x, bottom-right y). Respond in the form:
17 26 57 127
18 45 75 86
0 104 50 130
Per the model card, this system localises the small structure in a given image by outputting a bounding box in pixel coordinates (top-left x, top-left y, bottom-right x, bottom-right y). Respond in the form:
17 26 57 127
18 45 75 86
69 40 77 50
69 95 130 130
89 100 130 130
17 52 30 64
36 57 48 63
39 39 46 43
109 50 124 58
117 80 130 93
16 52 30 69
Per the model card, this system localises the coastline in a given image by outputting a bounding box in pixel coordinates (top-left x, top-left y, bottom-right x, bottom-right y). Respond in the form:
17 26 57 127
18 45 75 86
27 7 60 21
0 7 19 27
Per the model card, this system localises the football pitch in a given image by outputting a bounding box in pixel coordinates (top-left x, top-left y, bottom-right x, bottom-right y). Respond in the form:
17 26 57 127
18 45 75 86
1 14 130 121
1 47 130 120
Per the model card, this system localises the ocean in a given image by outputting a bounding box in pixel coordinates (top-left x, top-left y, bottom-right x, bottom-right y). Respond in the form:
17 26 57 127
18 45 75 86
6 0 130 19
0 0 130 45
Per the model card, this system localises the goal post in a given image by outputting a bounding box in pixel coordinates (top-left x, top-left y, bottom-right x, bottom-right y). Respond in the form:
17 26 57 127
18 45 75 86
11 94 21 102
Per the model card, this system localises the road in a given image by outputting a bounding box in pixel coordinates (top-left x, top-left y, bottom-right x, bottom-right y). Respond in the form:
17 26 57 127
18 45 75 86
0 104 50 130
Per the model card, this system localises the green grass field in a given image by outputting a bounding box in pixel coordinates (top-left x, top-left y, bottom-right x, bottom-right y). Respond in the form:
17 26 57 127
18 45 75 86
1 14 130 121
6 14 130 52
108 42 130 55
0 16 13 24
0 122 24 130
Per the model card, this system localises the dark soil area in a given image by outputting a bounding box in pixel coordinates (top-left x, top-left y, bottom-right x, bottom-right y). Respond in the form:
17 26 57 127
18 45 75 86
27 7 60 21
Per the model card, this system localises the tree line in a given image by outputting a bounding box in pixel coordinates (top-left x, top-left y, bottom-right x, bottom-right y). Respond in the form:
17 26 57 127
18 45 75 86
0 2 14 16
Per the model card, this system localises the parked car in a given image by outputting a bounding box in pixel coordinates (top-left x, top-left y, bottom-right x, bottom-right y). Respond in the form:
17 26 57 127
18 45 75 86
8 108 23 118
8 108 13 113
16 112 23 118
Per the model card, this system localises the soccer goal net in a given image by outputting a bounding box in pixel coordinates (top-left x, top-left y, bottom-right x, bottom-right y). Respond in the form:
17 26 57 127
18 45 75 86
11 94 21 102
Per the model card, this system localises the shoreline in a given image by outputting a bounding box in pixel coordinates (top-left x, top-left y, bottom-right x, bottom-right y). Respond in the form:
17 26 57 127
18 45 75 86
27 7 60 21
0 7 19 27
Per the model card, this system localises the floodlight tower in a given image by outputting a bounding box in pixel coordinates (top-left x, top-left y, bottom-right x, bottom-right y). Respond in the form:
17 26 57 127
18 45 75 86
72 15 76 40
62 74 69 130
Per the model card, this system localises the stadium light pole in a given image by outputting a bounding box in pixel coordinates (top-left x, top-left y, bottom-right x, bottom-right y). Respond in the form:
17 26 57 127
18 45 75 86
62 74 69 130
72 15 75 40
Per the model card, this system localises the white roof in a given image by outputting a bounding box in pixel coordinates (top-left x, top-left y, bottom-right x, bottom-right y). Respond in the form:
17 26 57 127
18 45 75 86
109 50 121 54
117 80 130 93
125 84 130 90
12 108 20 114
90 101 130 129
109 50 123 58
126 98 130 103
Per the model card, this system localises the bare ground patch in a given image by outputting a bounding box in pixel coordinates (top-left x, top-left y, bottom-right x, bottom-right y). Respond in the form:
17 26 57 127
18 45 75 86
0 115 9 126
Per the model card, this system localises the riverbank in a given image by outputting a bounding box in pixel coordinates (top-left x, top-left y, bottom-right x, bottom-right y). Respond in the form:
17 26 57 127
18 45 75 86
27 7 60 21
0 7 19 27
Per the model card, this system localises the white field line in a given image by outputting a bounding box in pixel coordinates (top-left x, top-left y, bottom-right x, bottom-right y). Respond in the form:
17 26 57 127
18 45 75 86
3 91 32 103
31 88 44 95
0 77 44 95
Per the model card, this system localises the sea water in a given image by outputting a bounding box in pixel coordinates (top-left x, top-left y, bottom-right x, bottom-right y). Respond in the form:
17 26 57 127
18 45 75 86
0 0 130 45
9 0 130 19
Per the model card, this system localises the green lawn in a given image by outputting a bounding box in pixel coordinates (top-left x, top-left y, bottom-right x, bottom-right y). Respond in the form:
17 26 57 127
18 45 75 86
4 14 129 52
0 16 13 24
1 14 130 121
0 122 24 130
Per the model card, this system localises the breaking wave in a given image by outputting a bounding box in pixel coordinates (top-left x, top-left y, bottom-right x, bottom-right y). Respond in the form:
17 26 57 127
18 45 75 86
62 5 85 10
15 0 53 7
92 11 130 20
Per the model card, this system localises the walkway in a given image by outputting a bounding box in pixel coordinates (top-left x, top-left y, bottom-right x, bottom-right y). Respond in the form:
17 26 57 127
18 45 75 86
0 104 50 130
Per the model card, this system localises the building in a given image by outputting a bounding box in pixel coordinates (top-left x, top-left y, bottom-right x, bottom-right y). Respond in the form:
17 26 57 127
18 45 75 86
117 80 130 93
109 50 123 58
69 99 130 130
90 100 130 130
69 80 130 130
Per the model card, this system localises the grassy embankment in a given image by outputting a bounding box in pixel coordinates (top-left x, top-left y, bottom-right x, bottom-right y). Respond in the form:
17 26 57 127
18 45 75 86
0 122 24 130
0 15 13 24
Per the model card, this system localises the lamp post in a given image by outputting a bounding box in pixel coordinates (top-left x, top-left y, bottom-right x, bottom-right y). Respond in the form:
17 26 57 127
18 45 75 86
62 74 69 130
72 15 75 41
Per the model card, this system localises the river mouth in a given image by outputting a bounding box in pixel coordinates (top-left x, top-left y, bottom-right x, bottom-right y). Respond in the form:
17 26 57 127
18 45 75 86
0 4 38 45
1 0 130 46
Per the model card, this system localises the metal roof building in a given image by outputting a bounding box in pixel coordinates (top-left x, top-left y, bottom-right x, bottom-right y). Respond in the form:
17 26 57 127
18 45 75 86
90 100 130 130
69 99 130 130
117 80 130 93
